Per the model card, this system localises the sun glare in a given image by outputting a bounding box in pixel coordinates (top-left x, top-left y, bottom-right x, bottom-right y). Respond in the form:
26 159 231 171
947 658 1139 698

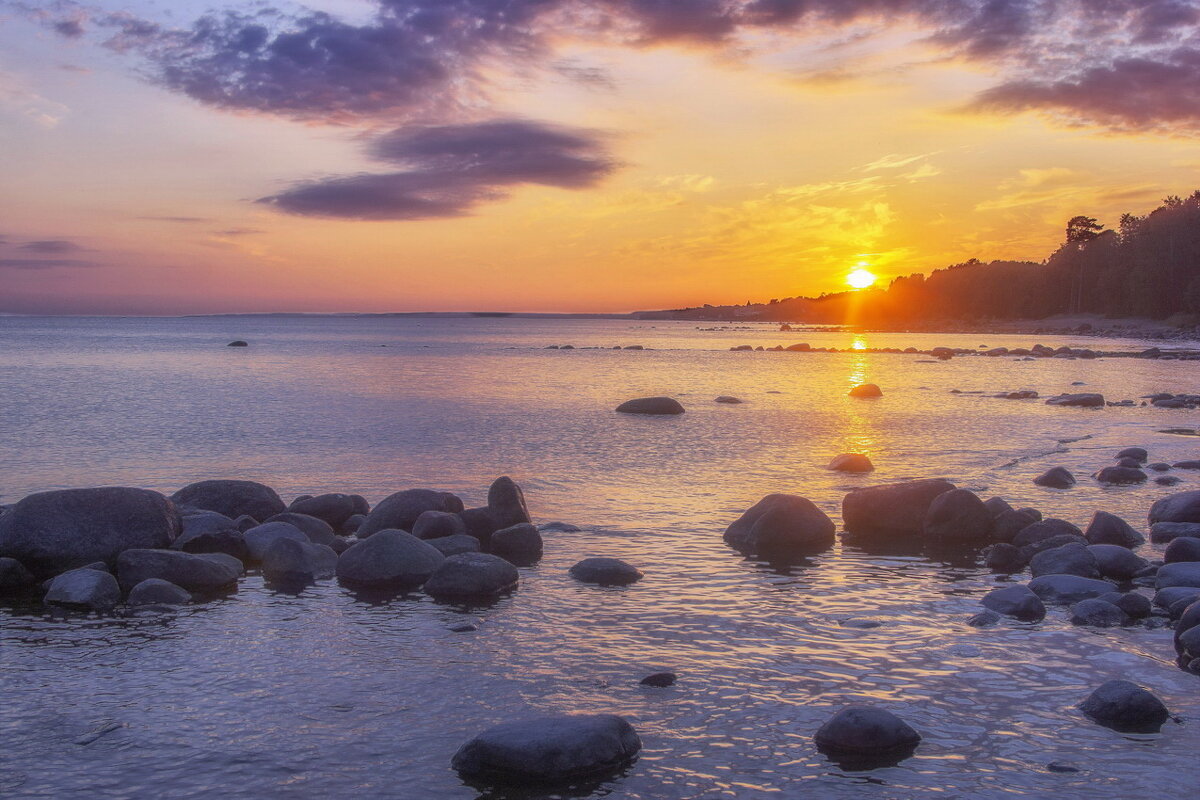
847 268 877 289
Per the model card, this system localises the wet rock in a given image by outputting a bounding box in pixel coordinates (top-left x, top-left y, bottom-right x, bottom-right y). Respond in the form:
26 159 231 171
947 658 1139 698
968 610 1002 627
44 568 120 611
1017 507 1043 521
487 476 532 529
981 585 1045 621
329 536 354 554
1156 476 1182 486
828 454 874 473
451 714 641 784
335 530 445 589
358 489 464 538
569 557 644 586
992 510 1039 543
1178 625 1200 662
1154 587 1200 612
127 578 190 606
1164 537 1200 563
842 479 956 538
1047 762 1080 774
615 397 685 415
1094 466 1147 485
172 511 238 550
233 515 258 532
1030 543 1099 579
0 487 181 577
1087 545 1149 580
425 553 519 600
1013 519 1083 548
179 530 249 562
459 507 502 548
1155 561 1200 589
227 340 248 347
1028 574 1114 604
1148 462 1172 472
841 619 884 629
1069 598 1128 627
424 535 482 557
265 512 336 546
490 523 544 564
1174 601 1200 652
412 510 468 540
715 396 744 404
1034 467 1076 489
1097 591 1151 619
116 549 241 593
287 493 358 529
170 480 285 522
640 672 676 687
983 497 1013 518
540 521 582 532
1150 522 1200 542
1045 393 1104 407
1020 534 1088 562
1175 460 1200 470
0 557 36 595
1116 457 1142 468
1149 490 1200 524
1083 511 1144 548
923 489 993 542
724 494 835 557
848 383 883 398
340 514 366 535
1079 680 1169 733
813 706 920 768
262 538 338 586
243 522 309 562
983 543 1027 573
1116 447 1148 463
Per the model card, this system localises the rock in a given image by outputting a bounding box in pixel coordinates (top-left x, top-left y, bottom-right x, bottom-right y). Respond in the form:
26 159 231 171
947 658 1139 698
1083 511 1144 548
0 557 36 594
1030 543 1099 578
1069 599 1128 627
1150 522 1200 542
715 396 743 404
1079 680 1169 733
1033 467 1076 489
243 522 309 562
1179 625 1200 662
1012 519 1083 549
1155 561 1200 589
828 454 874 473
44 568 121 611
1148 462 1172 472
1175 601 1200 652
172 511 238 550
1017 507 1043 521
227 340 248 347
335 530 445 589
640 672 676 687
848 383 882 398
968 610 1002 626
1116 457 1142 468
840 619 883 629
357 489 464 539
1046 762 1080 774
540 521 581 532
1094 466 1147 485
983 497 1013 518
1156 476 1183 486
615 397 685 415
287 493 358 529
842 480 956 538
487 476 532 529
1154 586 1200 611
1028 574 1114 604
723 494 835 557
1150 491 1200 524
1045 393 1104 407
981 585 1045 621
569 557 643 586
1020 534 1088 562
262 538 338 586
179 530 249 562
459 507 502 547
265 512 336 546
1116 447 1148 463
992 510 1039 543
349 494 370 515
813 706 920 768
1175 460 1200 470
451 714 641 784
786 342 810 351
0 487 181 577
1165 537 1200 563
127 578 190 606
233 514 258 532
340 514 366 535
490 523 544 564
1087 545 1149 580
1098 591 1151 618
923 489 993 542
425 553 519 600
412 510 468 540
170 480 285 522
983 543 1026 573
424 535 481 557
449 622 477 632
116 549 241 593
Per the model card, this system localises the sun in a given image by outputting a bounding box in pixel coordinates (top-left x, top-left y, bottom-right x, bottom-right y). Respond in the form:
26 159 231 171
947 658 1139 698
847 268 877 289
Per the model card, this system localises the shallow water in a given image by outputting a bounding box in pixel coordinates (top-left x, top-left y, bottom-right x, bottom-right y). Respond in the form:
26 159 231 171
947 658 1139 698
1 316 1198 799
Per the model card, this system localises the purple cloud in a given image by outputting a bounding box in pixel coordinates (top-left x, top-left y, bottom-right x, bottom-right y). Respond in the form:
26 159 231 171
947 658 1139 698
18 239 84 253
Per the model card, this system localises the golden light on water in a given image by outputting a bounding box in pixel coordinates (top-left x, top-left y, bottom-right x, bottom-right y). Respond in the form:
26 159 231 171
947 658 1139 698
846 268 877 290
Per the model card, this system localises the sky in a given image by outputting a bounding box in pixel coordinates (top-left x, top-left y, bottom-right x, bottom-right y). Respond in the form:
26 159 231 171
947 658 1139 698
2 0 1199 314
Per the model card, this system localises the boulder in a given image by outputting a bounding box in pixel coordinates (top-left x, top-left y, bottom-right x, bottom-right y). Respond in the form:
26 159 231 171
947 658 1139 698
1087 545 1149 580
1045 393 1104 407
1083 511 1144 548
349 494 370 516
233 515 258 532
489 523 544 564
1079 680 1169 733
922 489 993 542
265 512 336 546
1098 591 1151 618
1164 537 1200 563
424 553 519 600
813 706 920 768
488 476 532 529
848 383 882 398
1150 491 1200 524
335 530 445 589
1033 467 1076 489
357 489 464 539
262 538 338 586
170 480 284 521
1030 543 1099 579
340 514 366 535
1156 476 1182 486
1175 460 1200 470
1116 447 1148 463
173 511 238 550
179 530 249 562
569 557 643 586
451 714 641 784
459 507 502 548
640 672 676 687
44 568 120 611
1094 466 1147 485
982 543 1026 573
842 480 956 538
127 578 190 606
992 510 1039 543
715 396 743 404
287 493 357 529
227 340 248 347
1150 522 1200 543
981 585 1045 621
1069 599 1128 627
1016 507 1043 521
424 535 482 557
723 494 835 556
243 522 309 562
1175 601 1200 652
0 557 36 595
1155 561 1200 589
615 397 685 415
412 510 468 540
1019 534 1088 562
1028 574 1114 604
983 497 1013 518
969 610 1002 627
0 487 181 577
1148 462 1172 472
1012 519 1083 548
1154 586 1200 611
828 454 874 473
116 549 241 593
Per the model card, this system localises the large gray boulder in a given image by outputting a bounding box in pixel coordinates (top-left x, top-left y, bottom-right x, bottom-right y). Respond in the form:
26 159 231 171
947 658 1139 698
264 512 336 546
357 489 464 539
813 706 920 768
1079 680 1169 733
842 480 956 538
412 510 467 540
490 523 544 565
569 557 643 586
488 476 532 529
1150 522 1200 543
170 480 284 521
452 714 641 784
1087 545 1149 580
243 522 309 562
44 568 121 611
1083 511 1144 548
923 489 992 542
0 487 181 577
127 578 191 606
723 494 835 556
336 530 445 589
1150 491 1200 524
1155 561 1200 589
262 538 338 586
981 585 1045 621
1028 574 1114 604
615 397 684 415
287 493 357 529
425 553 519 600
116 549 241 593
1030 543 1100 579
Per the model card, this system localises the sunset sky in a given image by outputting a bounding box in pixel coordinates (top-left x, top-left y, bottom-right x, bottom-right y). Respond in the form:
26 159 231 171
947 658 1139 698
3 0 1199 314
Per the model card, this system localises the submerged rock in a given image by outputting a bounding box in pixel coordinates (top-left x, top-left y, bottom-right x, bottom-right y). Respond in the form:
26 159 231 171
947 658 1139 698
1069 598 1128 627
615 397 685 415
723 494 835 557
968 610 1002 627
842 480 956 538
336 530 445 589
569 557 643 586
452 714 641 784
813 706 920 769
828 454 874 473
981 585 1045 621
1116 447 1148 463
715 396 744 404
640 671 677 687
1094 466 1147 485
170 480 284 522
1045 393 1104 408
848 383 882 398
44 568 121 611
1033 467 1076 489
1079 680 1169 733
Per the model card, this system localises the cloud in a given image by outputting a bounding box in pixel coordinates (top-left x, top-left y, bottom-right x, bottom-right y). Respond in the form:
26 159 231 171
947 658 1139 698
0 258 96 270
18 239 83 253
259 118 617 219
138 215 211 223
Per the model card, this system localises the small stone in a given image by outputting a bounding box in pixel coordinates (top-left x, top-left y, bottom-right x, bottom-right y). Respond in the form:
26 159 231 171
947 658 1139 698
569 557 644 586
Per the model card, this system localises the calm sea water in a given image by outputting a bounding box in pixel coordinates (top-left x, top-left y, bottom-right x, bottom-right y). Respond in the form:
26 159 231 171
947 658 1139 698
1 315 1198 799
